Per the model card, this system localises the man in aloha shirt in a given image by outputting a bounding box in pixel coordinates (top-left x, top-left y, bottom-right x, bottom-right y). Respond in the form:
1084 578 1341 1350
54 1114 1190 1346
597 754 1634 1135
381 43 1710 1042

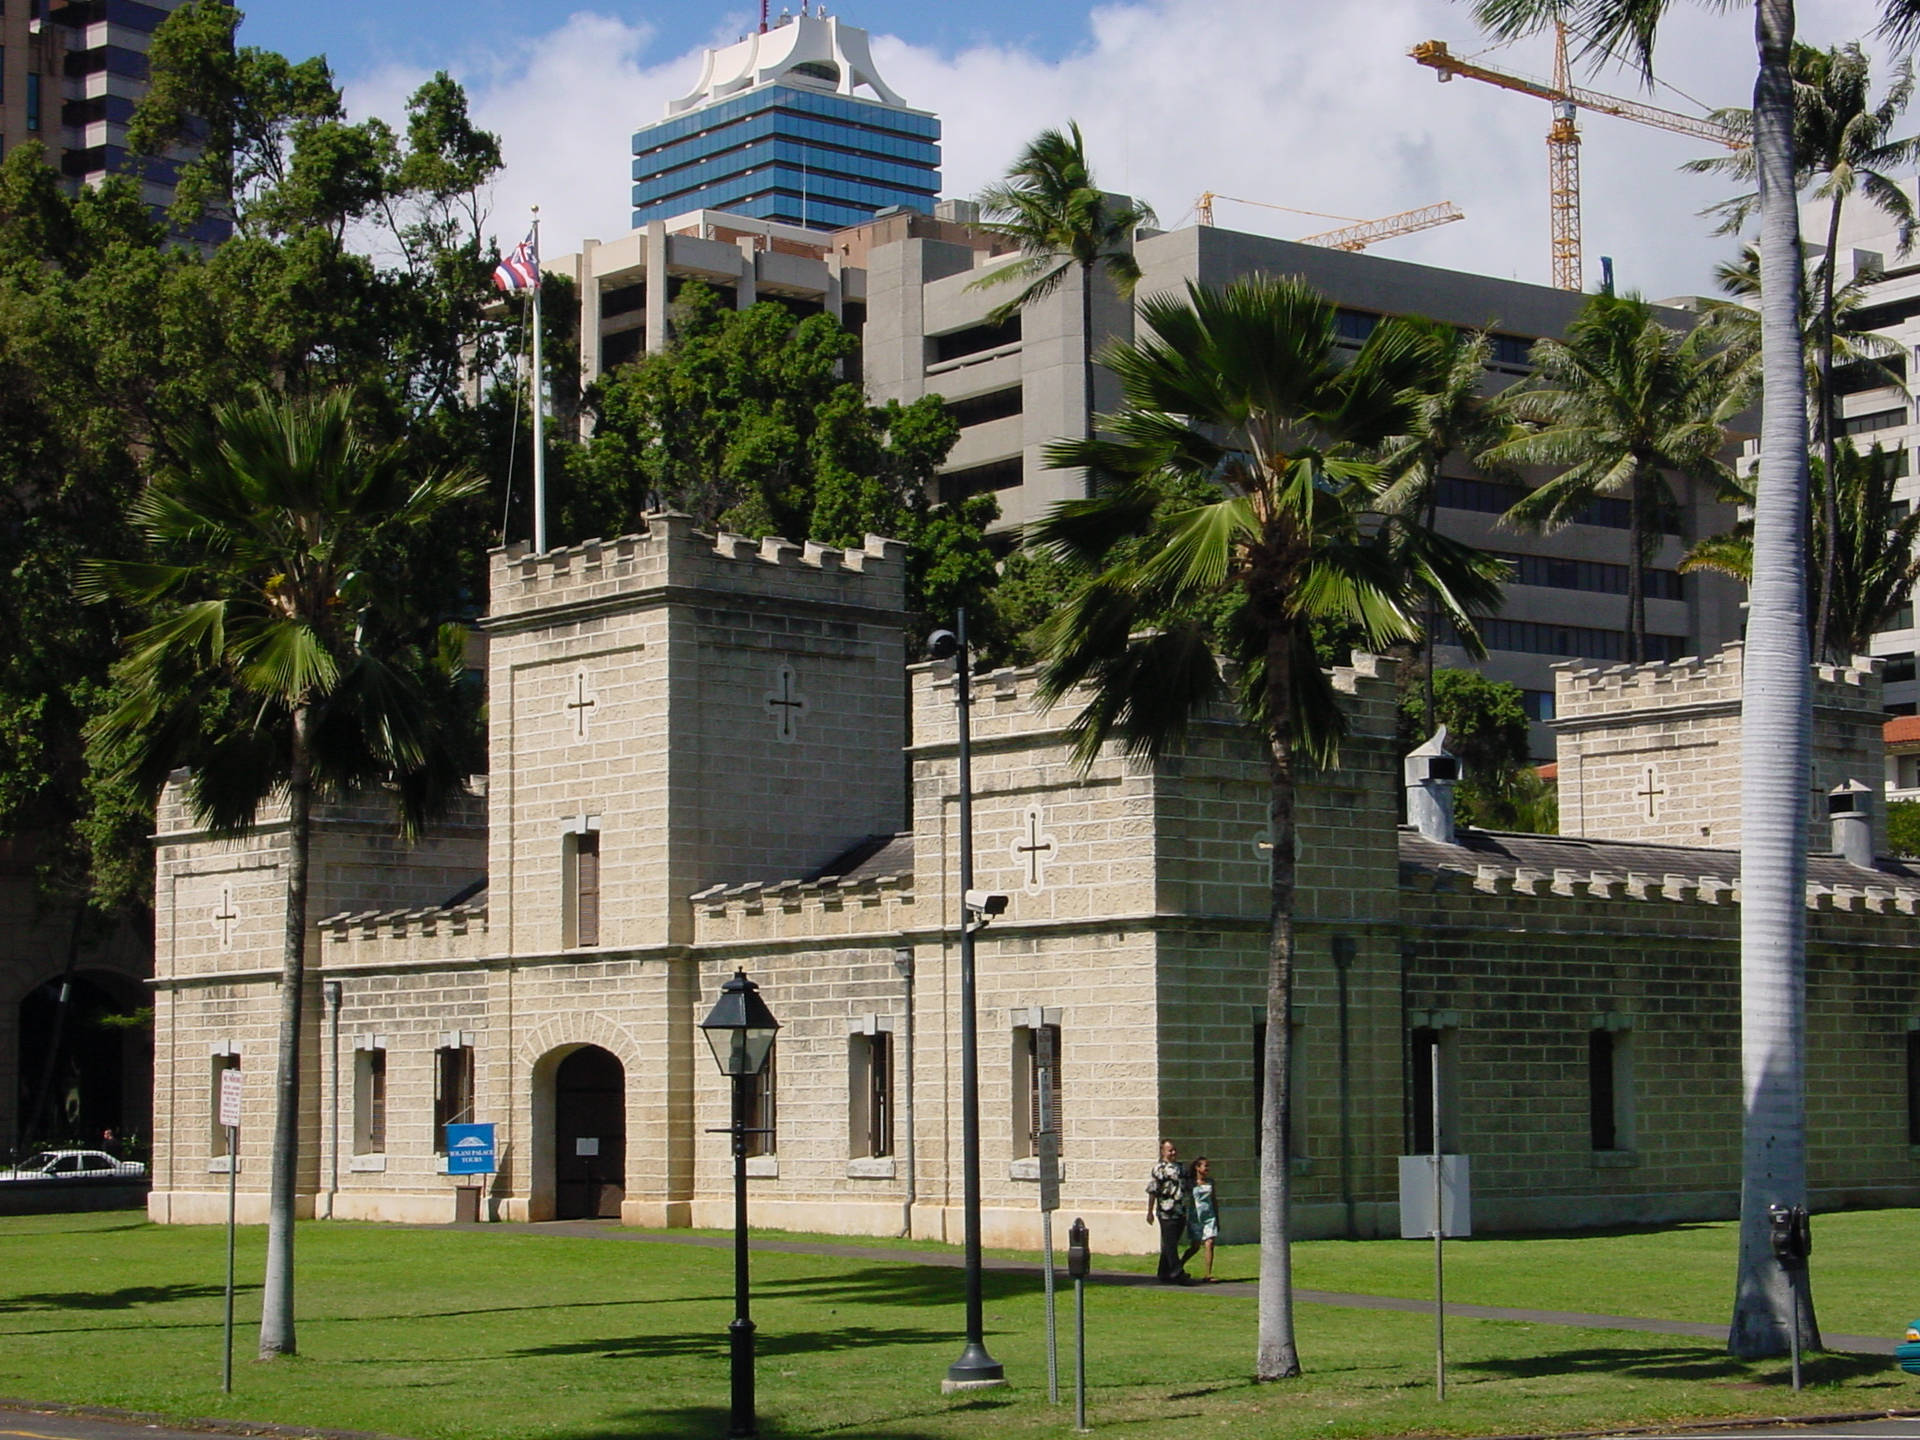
1145 1138 1189 1283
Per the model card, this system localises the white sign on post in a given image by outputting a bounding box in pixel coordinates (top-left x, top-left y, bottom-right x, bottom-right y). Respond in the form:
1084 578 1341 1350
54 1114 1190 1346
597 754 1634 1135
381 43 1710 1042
1398 1153 1472 1237
219 1068 243 1130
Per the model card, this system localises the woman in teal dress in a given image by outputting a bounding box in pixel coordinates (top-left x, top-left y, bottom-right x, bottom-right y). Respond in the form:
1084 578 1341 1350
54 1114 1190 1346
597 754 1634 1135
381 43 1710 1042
1181 1156 1219 1281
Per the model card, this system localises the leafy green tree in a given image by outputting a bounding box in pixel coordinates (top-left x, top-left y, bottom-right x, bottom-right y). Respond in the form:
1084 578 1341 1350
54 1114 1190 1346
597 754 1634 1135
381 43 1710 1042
970 122 1155 468
1487 294 1732 662
1686 40 1919 657
1395 670 1536 829
1030 275 1503 1380
83 390 485 1359
1886 797 1920 856
1682 442 1920 661
1472 0 1819 1363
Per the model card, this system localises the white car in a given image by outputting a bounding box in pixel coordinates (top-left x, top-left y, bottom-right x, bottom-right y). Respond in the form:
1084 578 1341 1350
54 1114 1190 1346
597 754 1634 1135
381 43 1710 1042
0 1150 147 1181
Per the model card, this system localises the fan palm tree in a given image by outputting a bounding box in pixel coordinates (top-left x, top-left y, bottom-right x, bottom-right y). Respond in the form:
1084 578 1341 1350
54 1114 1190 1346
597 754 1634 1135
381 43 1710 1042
83 388 485 1359
1377 321 1515 729
1683 441 1920 661
971 122 1156 478
1685 40 1919 658
1470 0 1816 1362
1487 293 1733 663
1030 275 1503 1381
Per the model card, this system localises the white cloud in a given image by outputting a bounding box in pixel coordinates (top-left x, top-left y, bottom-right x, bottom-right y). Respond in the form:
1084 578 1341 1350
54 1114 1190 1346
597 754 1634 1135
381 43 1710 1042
342 0 1899 296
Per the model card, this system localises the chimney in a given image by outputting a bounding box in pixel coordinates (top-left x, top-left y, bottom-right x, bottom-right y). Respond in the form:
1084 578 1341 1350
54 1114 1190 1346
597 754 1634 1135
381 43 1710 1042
1828 779 1875 869
1405 726 1460 846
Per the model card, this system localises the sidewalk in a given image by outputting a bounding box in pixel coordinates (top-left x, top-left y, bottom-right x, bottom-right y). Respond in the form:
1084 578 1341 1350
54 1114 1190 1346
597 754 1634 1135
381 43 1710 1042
438 1219 1896 1357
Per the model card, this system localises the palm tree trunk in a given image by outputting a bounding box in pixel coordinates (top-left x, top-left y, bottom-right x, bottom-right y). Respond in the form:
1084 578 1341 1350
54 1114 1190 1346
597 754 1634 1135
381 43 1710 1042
1813 196 1845 662
259 699 316 1359
1627 473 1647 665
1080 259 1097 493
1255 630 1301 1382
1424 460 1444 733
1729 0 1822 1362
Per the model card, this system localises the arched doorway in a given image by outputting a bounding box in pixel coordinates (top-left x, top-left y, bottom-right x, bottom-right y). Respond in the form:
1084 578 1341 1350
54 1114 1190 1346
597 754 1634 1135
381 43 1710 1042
553 1046 625 1219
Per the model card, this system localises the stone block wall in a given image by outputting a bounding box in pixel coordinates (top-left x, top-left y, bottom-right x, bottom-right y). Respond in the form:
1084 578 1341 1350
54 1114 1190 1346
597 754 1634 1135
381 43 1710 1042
1554 645 1886 854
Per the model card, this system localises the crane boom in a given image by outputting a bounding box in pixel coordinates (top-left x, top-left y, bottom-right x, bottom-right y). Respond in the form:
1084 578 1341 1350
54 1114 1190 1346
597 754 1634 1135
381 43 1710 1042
1410 39 1742 147
1410 28 1743 289
1298 202 1465 251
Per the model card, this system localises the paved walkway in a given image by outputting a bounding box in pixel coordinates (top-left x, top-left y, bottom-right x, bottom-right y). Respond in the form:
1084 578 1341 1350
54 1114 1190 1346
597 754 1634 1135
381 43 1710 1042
443 1219 1896 1356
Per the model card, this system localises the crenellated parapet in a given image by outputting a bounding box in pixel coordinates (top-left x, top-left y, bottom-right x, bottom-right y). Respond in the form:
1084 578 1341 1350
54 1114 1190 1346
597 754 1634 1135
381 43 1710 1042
1552 643 1885 853
485 512 910 630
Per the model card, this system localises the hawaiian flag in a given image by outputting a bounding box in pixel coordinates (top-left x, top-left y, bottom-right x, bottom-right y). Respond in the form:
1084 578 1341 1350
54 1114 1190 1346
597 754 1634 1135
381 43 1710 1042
493 231 540 292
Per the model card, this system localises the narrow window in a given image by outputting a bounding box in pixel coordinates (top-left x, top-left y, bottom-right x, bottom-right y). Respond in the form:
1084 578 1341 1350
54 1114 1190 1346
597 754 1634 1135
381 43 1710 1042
744 1048 776 1158
1011 1022 1062 1159
353 1044 387 1155
209 1052 240 1158
1906 1029 1920 1145
1253 1020 1308 1159
26 73 39 132
433 1043 474 1153
1589 1020 1634 1152
564 830 600 947
1409 1025 1459 1154
848 1030 893 1158
1589 1031 1617 1150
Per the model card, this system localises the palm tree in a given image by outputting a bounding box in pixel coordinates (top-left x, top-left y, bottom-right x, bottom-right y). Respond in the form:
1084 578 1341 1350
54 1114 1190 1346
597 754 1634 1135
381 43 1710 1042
1486 294 1732 663
970 122 1156 480
1377 322 1514 729
1693 243 1905 419
1470 0 1816 1362
1030 275 1503 1381
1686 40 1919 658
1683 441 1920 661
84 389 484 1358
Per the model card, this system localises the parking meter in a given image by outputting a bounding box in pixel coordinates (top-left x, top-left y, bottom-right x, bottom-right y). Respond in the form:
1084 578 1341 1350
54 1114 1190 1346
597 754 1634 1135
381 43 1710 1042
1067 1218 1090 1279
1767 1204 1811 1267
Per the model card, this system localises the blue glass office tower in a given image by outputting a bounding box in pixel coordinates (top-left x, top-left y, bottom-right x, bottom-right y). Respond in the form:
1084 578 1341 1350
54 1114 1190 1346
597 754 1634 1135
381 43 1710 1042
631 13 939 232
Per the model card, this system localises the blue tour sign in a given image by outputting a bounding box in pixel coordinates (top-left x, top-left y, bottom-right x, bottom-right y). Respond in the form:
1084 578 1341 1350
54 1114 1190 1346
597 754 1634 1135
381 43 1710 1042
445 1123 497 1175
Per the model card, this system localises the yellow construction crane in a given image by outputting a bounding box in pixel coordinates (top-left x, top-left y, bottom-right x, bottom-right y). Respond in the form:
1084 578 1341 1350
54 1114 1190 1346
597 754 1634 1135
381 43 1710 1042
1411 22 1745 290
1194 193 1466 250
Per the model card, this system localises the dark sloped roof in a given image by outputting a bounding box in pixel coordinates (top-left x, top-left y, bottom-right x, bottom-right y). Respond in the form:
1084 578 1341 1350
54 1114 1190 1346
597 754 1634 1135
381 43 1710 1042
1399 826 1920 888
807 832 913 884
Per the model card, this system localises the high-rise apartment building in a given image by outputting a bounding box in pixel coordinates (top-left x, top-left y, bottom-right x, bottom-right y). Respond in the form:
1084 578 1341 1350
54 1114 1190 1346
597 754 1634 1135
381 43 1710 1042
0 0 220 243
630 10 939 232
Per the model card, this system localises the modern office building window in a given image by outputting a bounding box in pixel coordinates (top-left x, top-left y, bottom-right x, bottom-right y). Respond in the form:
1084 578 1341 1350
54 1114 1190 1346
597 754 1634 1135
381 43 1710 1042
25 72 39 132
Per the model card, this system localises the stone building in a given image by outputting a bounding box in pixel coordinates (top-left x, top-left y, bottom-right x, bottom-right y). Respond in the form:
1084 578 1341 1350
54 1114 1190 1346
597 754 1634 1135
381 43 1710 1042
142 516 1920 1247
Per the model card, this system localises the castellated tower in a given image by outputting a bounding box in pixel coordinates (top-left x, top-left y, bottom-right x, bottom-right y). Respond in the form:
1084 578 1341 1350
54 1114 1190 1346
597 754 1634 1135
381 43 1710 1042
483 512 908 954
1552 644 1886 857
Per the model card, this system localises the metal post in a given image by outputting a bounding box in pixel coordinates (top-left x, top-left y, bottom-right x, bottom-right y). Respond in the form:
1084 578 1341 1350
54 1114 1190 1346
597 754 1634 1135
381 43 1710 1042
1043 1209 1059 1403
1431 1041 1445 1402
529 208 547 555
223 1124 237 1394
1788 1269 1802 1393
729 1072 756 1439
1073 1270 1088 1433
945 608 1005 1390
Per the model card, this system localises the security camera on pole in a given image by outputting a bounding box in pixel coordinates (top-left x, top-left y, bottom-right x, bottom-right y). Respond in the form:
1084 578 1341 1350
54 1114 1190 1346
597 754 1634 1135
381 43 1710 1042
928 612 1009 1392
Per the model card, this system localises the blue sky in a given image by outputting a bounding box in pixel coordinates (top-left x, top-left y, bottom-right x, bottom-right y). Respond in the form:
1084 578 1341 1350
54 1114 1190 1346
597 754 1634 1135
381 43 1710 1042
242 3 1090 84
240 0 1896 300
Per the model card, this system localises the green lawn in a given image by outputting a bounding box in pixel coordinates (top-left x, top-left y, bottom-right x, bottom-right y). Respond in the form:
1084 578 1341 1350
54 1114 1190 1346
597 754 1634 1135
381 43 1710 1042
2 1209 1917 1440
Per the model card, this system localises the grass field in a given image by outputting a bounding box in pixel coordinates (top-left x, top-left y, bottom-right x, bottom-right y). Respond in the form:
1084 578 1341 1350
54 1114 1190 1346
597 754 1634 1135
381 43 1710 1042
3 1209 1918 1439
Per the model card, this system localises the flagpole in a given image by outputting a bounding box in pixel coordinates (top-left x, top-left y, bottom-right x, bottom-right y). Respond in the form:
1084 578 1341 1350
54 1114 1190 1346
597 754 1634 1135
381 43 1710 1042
530 206 547 554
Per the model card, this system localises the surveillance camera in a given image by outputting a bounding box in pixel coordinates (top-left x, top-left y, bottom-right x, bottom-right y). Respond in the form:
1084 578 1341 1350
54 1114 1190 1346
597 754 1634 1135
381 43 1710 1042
964 889 1009 917
927 629 960 661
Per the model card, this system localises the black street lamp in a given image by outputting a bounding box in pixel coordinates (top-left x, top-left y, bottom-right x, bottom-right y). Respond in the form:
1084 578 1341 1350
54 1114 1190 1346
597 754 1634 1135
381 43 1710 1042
700 969 781 1439
927 611 1008 1391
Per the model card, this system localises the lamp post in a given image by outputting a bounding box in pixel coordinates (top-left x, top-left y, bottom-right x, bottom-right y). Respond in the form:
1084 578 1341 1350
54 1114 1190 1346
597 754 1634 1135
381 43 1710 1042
700 969 781 1439
927 611 1007 1391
